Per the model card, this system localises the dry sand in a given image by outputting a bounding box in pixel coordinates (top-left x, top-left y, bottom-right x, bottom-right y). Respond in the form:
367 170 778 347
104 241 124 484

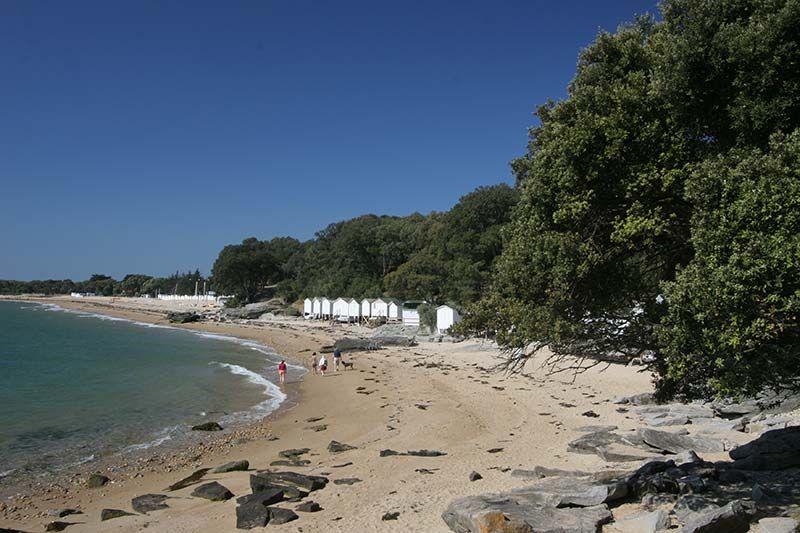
1 296 655 532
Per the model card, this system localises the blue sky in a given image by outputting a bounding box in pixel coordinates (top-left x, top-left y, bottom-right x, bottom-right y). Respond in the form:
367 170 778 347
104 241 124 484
1 1 658 280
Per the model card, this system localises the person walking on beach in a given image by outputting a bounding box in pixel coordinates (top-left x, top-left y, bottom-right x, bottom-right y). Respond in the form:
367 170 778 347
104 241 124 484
277 360 287 384
310 352 318 375
333 347 342 372
319 355 328 376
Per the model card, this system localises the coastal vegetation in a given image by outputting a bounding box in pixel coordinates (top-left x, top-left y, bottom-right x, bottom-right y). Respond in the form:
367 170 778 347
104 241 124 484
0 270 206 298
458 0 800 400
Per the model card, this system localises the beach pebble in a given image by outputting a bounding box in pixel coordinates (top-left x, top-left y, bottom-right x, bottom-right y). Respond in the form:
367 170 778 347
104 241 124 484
45 521 71 531
328 440 357 453
266 507 298 524
382 511 400 521
469 471 483 482
131 493 169 513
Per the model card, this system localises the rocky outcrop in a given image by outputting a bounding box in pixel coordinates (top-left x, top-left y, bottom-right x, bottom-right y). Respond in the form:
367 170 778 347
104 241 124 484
729 426 800 470
638 428 726 454
681 499 755 533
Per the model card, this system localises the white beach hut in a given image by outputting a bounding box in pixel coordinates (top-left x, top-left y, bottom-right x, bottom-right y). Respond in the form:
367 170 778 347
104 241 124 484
387 300 401 322
332 297 349 321
371 298 388 318
402 301 423 326
347 298 361 322
436 304 461 333
312 297 322 318
361 298 374 319
303 298 313 317
321 297 333 319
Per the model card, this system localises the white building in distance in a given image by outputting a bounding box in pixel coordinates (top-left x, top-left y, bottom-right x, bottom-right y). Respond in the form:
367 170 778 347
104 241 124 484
436 304 461 333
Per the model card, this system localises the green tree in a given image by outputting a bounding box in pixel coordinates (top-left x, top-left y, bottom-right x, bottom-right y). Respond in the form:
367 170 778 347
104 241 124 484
462 0 800 399
658 132 800 399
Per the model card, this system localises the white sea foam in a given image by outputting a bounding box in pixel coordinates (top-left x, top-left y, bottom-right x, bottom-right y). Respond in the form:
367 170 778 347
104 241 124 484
212 362 287 423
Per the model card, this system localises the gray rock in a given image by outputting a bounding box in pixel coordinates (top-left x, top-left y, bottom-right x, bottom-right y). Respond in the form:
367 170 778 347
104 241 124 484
86 474 109 488
469 471 482 482
681 499 754 533
224 302 277 319
166 468 210 491
328 440 357 453
295 501 322 512
250 471 328 493
568 430 661 462
266 507 298 524
758 517 800 533
100 509 134 521
380 449 401 456
269 459 311 467
166 311 200 323
575 425 618 433
47 509 81 518
674 450 703 467
672 495 719 522
408 449 447 457
191 421 223 431
442 493 612 533
639 428 725 454
508 476 628 508
131 494 169 514
191 481 234 501
333 478 362 485
382 511 400 521
613 393 655 405
236 503 270 529
729 426 800 470
236 488 284 506
278 448 310 458
613 510 668 533
45 522 70 532
211 459 249 473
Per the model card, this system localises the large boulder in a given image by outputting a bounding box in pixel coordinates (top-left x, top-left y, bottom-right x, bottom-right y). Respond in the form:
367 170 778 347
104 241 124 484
224 302 277 319
442 495 612 533
236 488 284 506
680 499 754 533
728 426 800 470
509 477 628 508
638 428 725 454
612 510 669 533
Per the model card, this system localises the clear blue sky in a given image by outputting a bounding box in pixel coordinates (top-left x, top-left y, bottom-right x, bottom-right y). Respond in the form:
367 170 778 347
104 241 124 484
1 0 658 281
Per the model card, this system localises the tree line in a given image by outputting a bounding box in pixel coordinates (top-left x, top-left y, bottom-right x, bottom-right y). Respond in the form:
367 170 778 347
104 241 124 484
210 183 519 306
0 270 207 297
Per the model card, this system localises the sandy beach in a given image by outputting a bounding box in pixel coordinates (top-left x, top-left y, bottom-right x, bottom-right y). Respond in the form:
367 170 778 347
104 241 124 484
1 296 656 532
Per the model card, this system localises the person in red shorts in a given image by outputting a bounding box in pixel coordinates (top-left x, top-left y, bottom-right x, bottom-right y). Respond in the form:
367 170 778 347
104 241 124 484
277 360 287 384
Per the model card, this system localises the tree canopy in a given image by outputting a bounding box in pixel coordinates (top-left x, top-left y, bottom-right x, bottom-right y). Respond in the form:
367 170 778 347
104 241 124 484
459 0 800 400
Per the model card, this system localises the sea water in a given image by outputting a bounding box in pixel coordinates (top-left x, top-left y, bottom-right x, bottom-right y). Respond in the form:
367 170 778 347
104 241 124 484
0 301 301 479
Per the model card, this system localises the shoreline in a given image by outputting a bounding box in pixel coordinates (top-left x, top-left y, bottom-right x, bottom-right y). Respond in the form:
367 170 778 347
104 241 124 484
0 296 328 522
1 295 657 532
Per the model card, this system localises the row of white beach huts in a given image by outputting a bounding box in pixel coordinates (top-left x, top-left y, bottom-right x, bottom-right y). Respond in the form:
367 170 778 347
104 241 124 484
302 297 461 333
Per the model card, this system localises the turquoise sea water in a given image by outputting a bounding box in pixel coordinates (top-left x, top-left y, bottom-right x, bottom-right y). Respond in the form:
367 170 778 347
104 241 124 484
0 301 301 479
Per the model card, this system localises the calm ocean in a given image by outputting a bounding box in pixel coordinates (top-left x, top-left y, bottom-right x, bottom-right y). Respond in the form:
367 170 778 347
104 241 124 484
0 301 300 479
